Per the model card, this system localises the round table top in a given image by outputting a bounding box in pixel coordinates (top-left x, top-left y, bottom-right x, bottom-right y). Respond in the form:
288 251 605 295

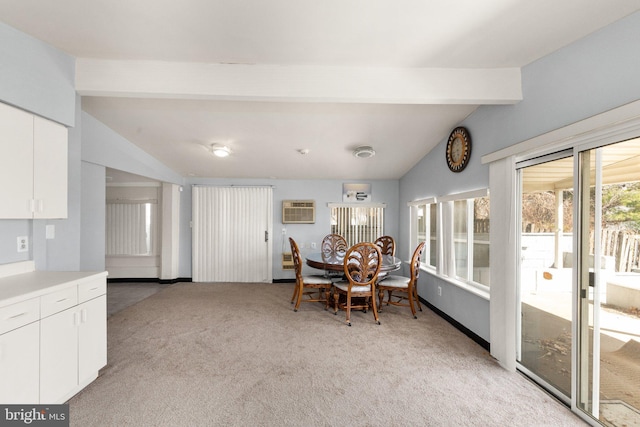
305 252 401 272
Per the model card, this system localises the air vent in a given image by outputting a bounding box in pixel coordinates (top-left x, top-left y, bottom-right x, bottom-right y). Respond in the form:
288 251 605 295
282 200 315 224
282 252 294 270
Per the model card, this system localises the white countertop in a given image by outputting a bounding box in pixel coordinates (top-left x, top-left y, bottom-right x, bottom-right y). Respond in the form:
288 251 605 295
0 269 108 308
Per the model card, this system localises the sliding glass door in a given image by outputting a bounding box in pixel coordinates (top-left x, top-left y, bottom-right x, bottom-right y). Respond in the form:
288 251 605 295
576 140 640 425
517 151 575 400
518 137 640 426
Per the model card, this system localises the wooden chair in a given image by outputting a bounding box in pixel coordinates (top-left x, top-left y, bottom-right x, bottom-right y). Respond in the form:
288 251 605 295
289 238 333 311
332 242 382 326
374 235 396 256
321 234 348 278
377 242 425 318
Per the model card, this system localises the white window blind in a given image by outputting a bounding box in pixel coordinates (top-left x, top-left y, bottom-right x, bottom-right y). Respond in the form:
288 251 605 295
329 203 385 247
192 186 273 283
106 202 154 255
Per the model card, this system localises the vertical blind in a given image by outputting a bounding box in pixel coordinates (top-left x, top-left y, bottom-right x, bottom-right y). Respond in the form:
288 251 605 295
106 202 153 255
192 186 273 283
330 204 385 247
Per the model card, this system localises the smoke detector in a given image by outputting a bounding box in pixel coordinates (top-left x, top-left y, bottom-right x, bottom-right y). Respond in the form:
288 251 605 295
353 146 376 158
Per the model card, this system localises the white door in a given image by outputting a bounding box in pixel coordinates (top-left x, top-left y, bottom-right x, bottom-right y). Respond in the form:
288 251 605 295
192 186 273 282
40 308 78 403
78 295 107 383
0 322 40 403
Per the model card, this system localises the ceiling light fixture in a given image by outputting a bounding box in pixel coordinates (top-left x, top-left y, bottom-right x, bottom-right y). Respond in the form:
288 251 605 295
353 145 376 158
210 144 231 158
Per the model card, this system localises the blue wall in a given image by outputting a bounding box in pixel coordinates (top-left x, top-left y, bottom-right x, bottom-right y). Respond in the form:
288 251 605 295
399 11 640 341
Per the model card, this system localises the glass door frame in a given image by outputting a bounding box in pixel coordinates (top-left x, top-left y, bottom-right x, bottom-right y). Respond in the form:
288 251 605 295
515 149 574 407
515 139 638 426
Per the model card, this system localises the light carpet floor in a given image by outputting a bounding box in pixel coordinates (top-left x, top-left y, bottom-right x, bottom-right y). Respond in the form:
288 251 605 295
69 282 586 426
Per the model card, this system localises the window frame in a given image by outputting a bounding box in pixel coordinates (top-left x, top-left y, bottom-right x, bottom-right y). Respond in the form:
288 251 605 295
410 188 489 295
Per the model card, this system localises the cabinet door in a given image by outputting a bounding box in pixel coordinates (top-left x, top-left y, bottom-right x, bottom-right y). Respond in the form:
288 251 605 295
78 295 107 383
0 322 40 403
40 307 78 403
0 103 34 218
33 115 68 219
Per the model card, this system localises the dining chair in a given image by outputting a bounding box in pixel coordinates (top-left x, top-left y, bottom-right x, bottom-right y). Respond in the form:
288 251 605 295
332 242 382 326
289 237 333 311
377 242 426 318
374 235 395 256
321 233 348 278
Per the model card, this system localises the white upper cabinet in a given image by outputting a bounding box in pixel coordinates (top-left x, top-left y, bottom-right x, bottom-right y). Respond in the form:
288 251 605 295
33 115 68 218
0 102 68 219
0 102 34 218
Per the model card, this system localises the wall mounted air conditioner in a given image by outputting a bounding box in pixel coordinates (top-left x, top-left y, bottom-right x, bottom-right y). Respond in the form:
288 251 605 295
282 200 315 224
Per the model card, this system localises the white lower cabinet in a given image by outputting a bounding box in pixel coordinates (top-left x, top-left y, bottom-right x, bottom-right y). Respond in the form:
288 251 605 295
79 295 107 383
0 322 40 403
40 281 107 404
40 306 79 403
0 269 107 404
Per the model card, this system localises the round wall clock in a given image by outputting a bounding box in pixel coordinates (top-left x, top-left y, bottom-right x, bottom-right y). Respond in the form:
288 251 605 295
445 127 472 172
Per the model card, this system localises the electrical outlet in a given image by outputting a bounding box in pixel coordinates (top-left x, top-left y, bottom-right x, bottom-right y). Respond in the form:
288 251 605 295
282 228 286 235
17 236 29 253
437 286 442 296
310 242 316 249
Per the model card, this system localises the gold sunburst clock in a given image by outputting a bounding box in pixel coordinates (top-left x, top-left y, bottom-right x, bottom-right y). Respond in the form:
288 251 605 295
445 127 471 173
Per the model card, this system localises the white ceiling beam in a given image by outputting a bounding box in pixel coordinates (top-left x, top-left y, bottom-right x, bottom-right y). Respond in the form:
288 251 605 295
76 59 521 105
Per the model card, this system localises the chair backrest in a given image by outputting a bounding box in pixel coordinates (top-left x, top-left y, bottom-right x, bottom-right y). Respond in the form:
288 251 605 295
374 235 395 256
343 242 382 288
289 237 303 281
321 234 348 263
410 242 426 282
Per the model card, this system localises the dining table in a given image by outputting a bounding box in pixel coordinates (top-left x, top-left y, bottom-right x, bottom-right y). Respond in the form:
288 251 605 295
305 252 402 274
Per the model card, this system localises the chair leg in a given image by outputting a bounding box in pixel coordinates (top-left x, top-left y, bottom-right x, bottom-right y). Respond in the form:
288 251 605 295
323 287 330 310
371 294 380 325
377 289 384 312
333 292 339 316
413 287 423 312
290 282 298 304
294 283 304 312
407 289 417 319
345 296 351 326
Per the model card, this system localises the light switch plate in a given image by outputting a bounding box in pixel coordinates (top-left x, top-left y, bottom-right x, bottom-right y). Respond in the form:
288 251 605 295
46 224 55 239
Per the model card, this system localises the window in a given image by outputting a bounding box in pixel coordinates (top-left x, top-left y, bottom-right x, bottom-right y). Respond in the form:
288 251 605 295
329 203 385 247
452 196 490 286
410 198 437 269
410 189 489 289
106 201 157 256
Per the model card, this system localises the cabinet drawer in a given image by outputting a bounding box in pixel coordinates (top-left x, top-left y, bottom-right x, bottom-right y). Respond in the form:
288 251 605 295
78 279 106 303
0 298 39 334
40 287 78 318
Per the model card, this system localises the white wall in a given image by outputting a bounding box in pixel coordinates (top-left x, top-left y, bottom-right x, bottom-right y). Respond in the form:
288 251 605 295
399 11 640 343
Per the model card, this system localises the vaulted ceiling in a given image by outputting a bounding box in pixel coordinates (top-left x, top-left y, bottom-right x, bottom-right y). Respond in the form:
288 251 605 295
2 0 639 179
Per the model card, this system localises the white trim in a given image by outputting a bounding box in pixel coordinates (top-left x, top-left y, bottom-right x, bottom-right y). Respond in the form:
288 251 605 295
327 202 386 208
407 197 436 206
423 268 490 300
482 99 640 164
437 188 489 203
106 182 161 187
